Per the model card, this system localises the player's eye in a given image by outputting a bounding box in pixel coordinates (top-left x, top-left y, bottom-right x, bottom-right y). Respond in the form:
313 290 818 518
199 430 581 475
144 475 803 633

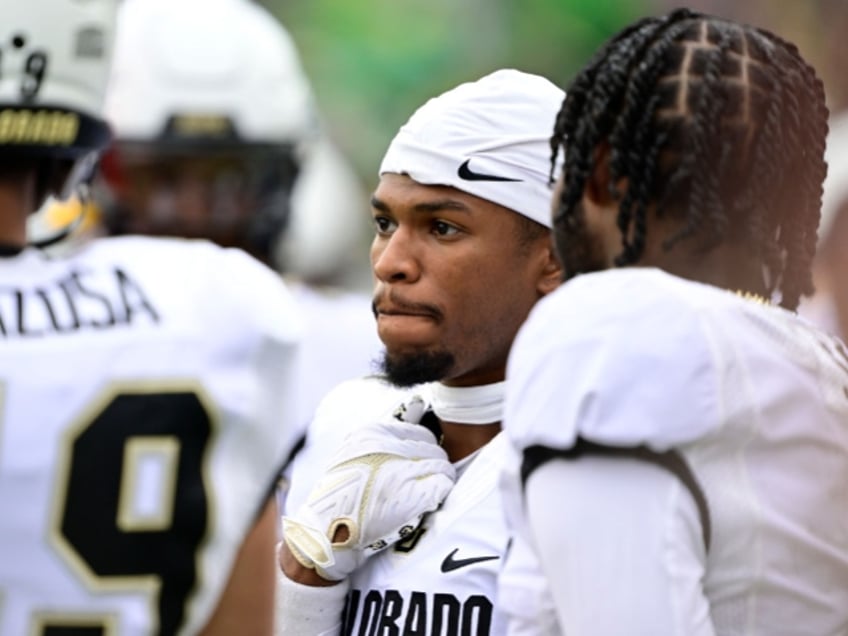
432 220 460 237
372 215 396 236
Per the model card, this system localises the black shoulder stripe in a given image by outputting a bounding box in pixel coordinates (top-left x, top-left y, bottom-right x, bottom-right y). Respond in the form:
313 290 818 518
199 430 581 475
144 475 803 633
522 438 711 552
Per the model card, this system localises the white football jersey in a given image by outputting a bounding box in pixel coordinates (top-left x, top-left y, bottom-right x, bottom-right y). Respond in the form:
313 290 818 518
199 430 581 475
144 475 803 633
287 376 513 635
283 281 383 442
343 432 510 636
0 236 302 636
799 290 844 342
503 267 848 635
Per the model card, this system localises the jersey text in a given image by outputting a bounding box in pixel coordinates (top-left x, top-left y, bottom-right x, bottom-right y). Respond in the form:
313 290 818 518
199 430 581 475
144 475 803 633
0 266 159 337
342 589 493 636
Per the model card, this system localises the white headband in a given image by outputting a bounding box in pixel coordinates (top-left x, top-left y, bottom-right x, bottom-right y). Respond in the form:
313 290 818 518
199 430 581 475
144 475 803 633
379 69 565 228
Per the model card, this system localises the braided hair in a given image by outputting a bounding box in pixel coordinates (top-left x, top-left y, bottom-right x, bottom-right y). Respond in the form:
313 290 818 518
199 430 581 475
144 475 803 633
551 8 829 310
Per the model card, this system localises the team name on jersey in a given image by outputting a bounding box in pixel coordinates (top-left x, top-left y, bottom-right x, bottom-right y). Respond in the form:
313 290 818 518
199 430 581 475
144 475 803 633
0 266 159 337
342 589 493 636
0 109 79 145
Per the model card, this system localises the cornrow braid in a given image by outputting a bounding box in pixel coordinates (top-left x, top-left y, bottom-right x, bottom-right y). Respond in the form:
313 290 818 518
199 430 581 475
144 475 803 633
551 8 828 310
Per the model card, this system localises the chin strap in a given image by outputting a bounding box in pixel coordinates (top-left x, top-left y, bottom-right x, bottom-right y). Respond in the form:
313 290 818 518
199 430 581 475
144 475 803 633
430 380 505 425
0 242 24 257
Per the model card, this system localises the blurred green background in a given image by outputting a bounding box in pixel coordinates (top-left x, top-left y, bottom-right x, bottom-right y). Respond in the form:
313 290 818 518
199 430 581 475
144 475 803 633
259 0 848 190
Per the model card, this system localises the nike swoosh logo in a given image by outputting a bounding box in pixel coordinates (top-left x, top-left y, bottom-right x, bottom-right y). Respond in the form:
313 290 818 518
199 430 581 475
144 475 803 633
457 159 522 182
440 548 500 573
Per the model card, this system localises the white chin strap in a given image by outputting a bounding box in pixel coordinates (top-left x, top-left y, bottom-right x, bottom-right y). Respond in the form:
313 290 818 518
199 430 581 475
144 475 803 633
430 381 505 425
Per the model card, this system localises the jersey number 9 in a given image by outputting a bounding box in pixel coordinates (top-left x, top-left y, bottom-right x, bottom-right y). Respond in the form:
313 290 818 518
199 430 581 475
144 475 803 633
41 386 214 636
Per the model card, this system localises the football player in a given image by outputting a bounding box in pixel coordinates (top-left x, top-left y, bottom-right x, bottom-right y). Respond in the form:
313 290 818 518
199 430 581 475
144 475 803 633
0 1 305 633
83 0 384 481
276 69 564 635
503 8 848 635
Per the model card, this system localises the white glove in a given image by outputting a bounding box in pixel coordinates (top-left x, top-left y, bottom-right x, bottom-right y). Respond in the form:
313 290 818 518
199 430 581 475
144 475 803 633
282 397 455 581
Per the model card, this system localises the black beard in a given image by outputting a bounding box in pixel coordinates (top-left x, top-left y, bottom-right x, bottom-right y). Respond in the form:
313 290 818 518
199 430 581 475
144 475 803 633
380 350 455 387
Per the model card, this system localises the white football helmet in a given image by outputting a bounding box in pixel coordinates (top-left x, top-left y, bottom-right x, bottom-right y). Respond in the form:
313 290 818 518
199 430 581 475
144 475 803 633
106 0 314 146
97 0 370 281
1 0 116 245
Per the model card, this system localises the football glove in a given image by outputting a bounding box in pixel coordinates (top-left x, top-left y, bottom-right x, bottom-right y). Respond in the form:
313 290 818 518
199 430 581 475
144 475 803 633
281 397 455 581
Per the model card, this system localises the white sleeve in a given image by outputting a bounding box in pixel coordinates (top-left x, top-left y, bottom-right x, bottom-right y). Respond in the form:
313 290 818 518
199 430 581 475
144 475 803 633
274 552 349 636
496 440 560 635
524 454 716 636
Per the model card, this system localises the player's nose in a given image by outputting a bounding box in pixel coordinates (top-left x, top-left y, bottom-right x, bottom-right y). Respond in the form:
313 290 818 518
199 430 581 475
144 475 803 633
371 226 422 284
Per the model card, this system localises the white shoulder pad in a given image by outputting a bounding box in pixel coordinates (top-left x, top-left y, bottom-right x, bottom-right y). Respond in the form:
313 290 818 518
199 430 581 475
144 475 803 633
505 269 722 452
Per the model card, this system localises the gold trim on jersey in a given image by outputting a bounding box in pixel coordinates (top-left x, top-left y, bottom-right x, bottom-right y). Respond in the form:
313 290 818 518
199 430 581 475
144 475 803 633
30 611 116 636
47 379 221 633
118 436 180 532
734 289 770 306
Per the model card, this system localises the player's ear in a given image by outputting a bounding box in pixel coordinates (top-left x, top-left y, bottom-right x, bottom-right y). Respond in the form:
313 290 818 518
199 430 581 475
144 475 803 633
536 238 562 296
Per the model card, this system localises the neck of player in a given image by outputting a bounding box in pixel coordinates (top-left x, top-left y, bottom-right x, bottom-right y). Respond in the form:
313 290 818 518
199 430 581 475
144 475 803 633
0 172 38 252
643 224 769 299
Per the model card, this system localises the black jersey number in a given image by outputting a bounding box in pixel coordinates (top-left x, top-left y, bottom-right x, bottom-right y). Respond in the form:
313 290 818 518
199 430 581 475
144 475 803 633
43 387 215 636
